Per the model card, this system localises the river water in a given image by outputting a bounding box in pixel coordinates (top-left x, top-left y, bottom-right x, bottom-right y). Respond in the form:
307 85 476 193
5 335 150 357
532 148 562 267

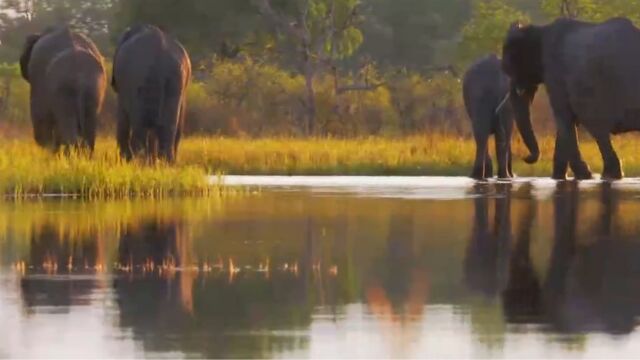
2 177 640 358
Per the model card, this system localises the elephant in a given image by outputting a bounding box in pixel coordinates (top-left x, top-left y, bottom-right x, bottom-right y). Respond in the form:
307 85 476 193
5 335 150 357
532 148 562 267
502 17 640 180
19 26 107 152
463 54 540 180
112 24 192 163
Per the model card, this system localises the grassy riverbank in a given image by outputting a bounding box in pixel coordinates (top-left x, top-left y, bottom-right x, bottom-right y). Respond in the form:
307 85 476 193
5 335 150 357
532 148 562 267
1 133 640 199
0 141 216 198
178 134 640 177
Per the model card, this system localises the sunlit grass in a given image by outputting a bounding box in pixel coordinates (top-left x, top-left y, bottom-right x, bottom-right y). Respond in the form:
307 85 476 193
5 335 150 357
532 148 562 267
2 132 640 200
177 133 640 177
0 140 222 198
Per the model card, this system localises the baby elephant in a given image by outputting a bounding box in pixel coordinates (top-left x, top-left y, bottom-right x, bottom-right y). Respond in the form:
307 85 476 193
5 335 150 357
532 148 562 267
463 54 539 180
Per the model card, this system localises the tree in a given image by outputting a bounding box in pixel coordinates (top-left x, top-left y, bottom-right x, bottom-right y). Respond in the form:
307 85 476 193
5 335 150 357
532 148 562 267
0 0 116 60
112 0 265 65
542 0 640 24
458 0 529 66
256 0 364 135
360 0 472 69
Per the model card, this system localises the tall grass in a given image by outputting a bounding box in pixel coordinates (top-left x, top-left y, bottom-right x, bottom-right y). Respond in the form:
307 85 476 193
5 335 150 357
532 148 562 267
2 132 640 200
0 140 219 198
177 134 640 177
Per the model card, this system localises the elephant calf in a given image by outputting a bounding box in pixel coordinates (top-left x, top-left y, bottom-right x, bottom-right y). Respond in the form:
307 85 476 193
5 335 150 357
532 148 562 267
112 24 191 163
463 54 540 180
20 26 107 152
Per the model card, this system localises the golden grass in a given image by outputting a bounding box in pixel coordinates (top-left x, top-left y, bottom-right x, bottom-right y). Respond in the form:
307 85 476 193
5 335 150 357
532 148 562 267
2 132 640 200
0 140 220 198
177 133 640 177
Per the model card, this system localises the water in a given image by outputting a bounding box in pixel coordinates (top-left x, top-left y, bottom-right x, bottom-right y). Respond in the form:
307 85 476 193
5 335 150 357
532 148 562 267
2 177 640 358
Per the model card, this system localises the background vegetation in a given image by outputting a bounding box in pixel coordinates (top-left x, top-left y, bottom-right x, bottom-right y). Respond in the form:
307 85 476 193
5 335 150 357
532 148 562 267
0 0 638 139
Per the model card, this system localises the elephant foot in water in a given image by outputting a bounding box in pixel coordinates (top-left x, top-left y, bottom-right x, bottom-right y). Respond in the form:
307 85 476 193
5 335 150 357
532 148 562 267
572 161 593 180
552 160 593 181
601 161 624 181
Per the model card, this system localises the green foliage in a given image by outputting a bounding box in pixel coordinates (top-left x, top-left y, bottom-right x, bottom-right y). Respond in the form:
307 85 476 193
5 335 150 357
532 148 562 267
0 63 29 126
542 0 640 24
361 0 471 68
183 58 467 137
112 0 265 64
458 0 530 66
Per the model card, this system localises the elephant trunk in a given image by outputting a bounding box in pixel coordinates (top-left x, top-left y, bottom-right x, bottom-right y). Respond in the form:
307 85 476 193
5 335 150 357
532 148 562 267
511 89 539 164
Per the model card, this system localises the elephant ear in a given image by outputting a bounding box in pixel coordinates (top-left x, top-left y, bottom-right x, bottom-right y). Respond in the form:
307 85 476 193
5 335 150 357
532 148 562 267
112 24 149 92
19 33 41 81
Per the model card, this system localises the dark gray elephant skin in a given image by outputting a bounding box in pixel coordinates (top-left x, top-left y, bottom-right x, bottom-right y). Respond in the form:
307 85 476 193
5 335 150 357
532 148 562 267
502 17 640 180
463 54 539 180
112 24 191 163
20 26 107 151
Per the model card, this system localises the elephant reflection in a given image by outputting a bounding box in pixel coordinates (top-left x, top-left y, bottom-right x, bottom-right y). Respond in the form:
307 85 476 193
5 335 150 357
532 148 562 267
113 218 314 358
463 183 515 298
20 224 101 309
500 182 640 335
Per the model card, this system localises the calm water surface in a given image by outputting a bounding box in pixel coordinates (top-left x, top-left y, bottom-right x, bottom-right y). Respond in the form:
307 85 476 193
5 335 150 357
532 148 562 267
2 177 640 358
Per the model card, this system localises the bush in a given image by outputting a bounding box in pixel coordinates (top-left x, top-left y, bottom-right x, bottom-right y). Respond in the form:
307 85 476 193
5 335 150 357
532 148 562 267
0 59 556 139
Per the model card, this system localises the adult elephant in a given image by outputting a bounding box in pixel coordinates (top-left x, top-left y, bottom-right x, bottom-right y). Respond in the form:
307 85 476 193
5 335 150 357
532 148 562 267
112 24 191 162
463 54 540 179
20 26 107 151
502 17 640 180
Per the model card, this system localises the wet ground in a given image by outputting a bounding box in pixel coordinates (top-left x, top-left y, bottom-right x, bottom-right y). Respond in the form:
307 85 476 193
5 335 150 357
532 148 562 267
2 177 640 358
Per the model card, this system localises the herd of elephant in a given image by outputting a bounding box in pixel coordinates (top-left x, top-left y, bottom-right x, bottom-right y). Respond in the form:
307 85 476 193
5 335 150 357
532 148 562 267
464 16 640 181
20 24 190 162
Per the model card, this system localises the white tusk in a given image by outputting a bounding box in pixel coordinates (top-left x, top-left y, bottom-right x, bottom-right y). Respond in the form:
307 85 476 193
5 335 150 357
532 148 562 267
495 92 511 115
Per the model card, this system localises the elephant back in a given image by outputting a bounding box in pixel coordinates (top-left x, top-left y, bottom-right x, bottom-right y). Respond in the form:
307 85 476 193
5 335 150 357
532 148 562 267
112 25 191 94
463 54 511 116
27 27 104 88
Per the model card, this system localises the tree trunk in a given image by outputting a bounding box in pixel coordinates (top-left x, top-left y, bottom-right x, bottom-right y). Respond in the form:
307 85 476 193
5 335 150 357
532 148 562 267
303 59 316 136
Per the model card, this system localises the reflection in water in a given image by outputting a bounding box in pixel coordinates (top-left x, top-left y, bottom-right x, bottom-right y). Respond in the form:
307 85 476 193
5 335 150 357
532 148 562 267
463 182 640 337
20 224 104 310
4 185 640 357
464 184 512 299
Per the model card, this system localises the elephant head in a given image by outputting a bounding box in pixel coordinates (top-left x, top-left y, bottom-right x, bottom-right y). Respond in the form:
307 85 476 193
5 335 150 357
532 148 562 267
502 22 543 164
502 22 544 92
19 33 41 81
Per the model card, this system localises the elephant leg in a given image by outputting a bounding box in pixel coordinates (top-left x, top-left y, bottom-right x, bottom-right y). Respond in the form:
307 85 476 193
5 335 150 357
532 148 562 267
485 149 493 179
471 135 490 180
595 135 623 180
157 95 181 164
146 132 158 163
130 126 147 160
507 146 515 178
553 123 591 180
174 99 186 159
117 103 132 161
566 126 592 180
157 122 178 163
81 107 97 154
33 115 54 150
495 124 512 179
